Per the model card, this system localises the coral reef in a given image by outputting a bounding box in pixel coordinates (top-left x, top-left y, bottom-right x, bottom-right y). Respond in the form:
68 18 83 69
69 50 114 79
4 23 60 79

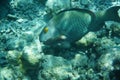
0 0 120 80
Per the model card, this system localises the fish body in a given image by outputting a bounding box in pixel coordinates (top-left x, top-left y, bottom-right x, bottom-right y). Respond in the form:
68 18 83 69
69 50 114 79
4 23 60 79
39 6 120 48
39 8 95 48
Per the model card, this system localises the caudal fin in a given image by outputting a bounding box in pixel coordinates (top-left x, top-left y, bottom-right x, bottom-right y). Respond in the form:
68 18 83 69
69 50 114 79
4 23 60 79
89 6 120 31
104 6 120 22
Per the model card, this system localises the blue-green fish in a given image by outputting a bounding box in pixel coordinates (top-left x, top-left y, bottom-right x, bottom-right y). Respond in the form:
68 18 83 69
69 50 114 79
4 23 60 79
39 8 95 48
39 6 120 48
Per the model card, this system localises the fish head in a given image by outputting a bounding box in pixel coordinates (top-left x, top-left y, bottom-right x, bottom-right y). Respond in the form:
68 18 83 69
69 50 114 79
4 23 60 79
39 26 57 43
39 25 71 48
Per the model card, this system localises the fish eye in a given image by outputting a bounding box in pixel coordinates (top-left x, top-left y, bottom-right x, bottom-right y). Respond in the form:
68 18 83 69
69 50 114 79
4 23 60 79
43 27 49 33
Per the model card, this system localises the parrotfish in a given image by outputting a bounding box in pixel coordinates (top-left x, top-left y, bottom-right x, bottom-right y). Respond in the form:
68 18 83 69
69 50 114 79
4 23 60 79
39 6 120 48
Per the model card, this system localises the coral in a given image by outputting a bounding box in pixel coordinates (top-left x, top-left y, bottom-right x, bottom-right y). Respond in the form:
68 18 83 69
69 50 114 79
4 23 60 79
97 46 120 80
0 67 15 80
95 37 116 54
0 0 120 80
45 0 71 13
38 55 80 80
76 32 97 46
105 21 120 36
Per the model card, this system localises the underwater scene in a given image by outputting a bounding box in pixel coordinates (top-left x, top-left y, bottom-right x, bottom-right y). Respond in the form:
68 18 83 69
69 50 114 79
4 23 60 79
1 0 120 80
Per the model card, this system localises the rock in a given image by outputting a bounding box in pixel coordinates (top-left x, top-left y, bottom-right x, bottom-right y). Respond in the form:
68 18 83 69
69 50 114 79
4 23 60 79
98 46 120 71
21 31 34 43
0 67 15 80
21 39 43 69
95 37 116 54
10 0 33 8
38 55 80 80
5 38 25 50
80 0 89 5
105 21 120 36
113 37 120 44
76 32 97 47
7 50 22 66
71 53 88 68
37 0 47 5
21 39 43 79
45 0 71 13
0 51 8 67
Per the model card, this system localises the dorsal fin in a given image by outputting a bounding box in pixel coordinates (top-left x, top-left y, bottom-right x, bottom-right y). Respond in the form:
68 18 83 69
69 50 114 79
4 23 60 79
57 8 95 22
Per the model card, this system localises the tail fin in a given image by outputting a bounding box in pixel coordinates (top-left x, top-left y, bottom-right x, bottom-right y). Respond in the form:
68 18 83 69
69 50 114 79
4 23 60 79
89 6 120 31
104 6 120 22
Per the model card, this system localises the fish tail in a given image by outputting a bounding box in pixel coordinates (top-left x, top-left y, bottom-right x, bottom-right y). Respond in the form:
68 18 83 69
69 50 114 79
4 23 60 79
89 6 120 31
104 6 120 22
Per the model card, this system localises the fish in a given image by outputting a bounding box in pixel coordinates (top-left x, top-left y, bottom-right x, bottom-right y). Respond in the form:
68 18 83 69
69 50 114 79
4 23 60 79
39 8 95 48
39 6 120 48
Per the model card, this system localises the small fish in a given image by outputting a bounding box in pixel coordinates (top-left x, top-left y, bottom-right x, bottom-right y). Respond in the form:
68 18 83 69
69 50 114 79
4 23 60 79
39 8 95 48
